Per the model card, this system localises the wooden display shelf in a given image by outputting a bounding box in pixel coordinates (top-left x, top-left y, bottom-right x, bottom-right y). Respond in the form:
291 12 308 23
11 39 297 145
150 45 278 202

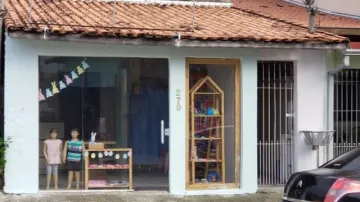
193 114 222 117
185 58 241 190
84 148 133 190
194 92 220 95
87 167 129 170
189 76 225 186
193 138 222 140
190 160 222 162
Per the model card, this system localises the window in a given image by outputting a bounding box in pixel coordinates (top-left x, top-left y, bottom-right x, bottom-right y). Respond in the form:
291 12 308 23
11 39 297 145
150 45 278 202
321 147 360 171
39 57 169 190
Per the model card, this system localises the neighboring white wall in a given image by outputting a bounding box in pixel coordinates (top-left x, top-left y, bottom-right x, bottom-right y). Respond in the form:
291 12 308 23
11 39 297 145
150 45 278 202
257 49 329 172
4 36 328 194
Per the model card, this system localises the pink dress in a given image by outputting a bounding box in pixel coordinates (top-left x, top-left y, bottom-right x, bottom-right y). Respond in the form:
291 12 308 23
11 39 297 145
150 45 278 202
44 139 62 164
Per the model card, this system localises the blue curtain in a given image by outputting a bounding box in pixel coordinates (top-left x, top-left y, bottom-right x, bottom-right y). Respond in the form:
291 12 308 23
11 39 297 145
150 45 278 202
129 87 169 165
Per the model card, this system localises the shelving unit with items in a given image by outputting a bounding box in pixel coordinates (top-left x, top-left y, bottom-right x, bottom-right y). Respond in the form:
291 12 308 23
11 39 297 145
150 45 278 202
189 75 225 186
84 148 133 190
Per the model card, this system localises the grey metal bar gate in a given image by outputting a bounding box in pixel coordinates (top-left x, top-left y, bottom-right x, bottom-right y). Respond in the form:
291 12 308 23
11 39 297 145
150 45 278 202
334 70 360 157
257 61 294 186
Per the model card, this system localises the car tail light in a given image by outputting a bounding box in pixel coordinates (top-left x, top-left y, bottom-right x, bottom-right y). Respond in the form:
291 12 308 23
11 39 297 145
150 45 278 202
325 178 360 202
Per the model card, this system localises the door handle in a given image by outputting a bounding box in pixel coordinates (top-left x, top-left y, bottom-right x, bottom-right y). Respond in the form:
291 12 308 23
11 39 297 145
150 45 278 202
161 120 165 144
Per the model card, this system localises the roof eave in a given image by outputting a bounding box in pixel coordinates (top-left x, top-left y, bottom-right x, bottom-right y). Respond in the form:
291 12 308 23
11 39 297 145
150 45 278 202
319 27 360 36
8 31 348 50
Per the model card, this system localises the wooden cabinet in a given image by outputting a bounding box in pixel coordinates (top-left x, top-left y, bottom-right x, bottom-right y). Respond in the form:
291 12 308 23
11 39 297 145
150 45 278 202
189 76 225 185
84 148 133 190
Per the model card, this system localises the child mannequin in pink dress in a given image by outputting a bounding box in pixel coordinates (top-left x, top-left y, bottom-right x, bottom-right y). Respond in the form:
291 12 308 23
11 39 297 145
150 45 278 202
44 128 63 190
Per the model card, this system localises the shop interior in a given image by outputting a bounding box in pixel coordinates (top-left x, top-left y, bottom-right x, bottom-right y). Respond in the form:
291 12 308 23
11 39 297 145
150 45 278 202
38 57 169 190
187 64 237 186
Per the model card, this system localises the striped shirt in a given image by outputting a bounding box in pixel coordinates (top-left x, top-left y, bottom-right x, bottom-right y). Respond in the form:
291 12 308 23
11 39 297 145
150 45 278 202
67 140 83 162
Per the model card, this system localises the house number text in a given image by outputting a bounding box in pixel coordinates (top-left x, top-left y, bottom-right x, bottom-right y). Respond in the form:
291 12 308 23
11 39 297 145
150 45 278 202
176 89 181 111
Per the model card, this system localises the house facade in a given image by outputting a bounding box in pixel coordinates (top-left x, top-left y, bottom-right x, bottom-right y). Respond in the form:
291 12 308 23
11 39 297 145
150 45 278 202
2 0 349 195
233 0 360 186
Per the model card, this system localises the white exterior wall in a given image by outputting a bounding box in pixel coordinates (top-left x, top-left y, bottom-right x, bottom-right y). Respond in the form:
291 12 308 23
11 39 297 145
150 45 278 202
4 37 329 195
258 49 330 171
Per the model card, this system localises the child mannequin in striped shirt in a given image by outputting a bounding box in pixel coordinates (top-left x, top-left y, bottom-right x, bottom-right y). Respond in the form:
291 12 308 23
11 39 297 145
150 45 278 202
62 128 84 189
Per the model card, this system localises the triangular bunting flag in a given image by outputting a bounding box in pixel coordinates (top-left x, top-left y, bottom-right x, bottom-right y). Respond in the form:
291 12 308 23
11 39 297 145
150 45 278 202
64 75 73 85
77 66 84 75
51 81 60 94
39 89 45 101
81 61 90 70
59 81 66 90
70 70 79 80
45 88 53 98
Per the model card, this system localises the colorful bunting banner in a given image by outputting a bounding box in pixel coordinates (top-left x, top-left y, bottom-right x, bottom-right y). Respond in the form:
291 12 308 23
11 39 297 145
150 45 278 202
64 75 73 85
51 81 60 94
45 88 53 98
39 60 90 102
39 89 45 101
70 70 79 80
77 66 84 75
59 81 66 90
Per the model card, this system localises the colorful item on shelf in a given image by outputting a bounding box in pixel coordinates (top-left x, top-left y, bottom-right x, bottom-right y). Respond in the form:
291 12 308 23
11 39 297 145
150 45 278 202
88 164 97 168
213 108 220 115
59 80 66 90
82 61 90 70
104 151 109 156
108 151 113 156
91 153 96 159
201 103 206 114
51 81 60 94
89 132 97 144
201 179 208 183
45 88 53 98
38 89 45 101
114 164 129 168
88 180 106 187
192 146 198 160
127 151 132 157
83 151 89 157
207 107 214 115
122 153 128 159
207 170 220 182
70 70 78 80
106 180 129 186
115 154 120 159
88 164 129 169
103 164 114 168
98 152 103 158
64 75 73 85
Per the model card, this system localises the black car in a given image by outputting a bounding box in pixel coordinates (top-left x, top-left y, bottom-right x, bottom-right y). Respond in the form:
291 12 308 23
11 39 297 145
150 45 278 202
282 147 360 202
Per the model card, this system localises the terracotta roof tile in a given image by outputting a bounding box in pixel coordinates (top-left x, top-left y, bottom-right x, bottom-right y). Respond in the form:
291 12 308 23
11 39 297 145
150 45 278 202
4 0 347 43
232 0 360 29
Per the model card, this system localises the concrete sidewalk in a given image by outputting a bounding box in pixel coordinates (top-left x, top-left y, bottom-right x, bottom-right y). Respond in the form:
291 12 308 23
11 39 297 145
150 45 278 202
0 191 282 202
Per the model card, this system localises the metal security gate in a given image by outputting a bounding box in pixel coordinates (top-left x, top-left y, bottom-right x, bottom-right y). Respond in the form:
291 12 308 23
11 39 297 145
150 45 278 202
257 61 294 186
334 70 360 157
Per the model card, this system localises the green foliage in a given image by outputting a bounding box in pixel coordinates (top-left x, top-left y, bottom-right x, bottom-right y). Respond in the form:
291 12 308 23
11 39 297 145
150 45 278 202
0 136 9 188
